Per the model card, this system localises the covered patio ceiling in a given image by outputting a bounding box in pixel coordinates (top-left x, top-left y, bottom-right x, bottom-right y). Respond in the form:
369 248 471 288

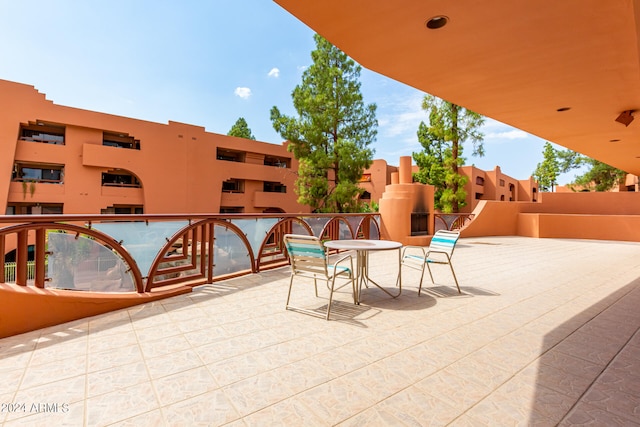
274 0 640 175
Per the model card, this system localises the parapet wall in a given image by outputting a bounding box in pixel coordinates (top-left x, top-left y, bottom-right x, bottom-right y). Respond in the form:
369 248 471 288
461 192 640 242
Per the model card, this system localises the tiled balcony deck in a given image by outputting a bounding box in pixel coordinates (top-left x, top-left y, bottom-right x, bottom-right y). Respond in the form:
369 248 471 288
1 236 640 426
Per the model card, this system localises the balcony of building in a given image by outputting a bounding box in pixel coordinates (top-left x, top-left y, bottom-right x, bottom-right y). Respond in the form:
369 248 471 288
0 235 638 425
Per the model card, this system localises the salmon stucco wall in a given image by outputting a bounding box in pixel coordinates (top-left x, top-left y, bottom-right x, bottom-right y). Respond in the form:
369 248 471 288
0 283 191 338
0 79 309 216
461 192 640 242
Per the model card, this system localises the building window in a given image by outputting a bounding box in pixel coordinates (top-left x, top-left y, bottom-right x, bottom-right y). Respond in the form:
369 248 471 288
12 163 64 184
222 179 244 193
359 174 372 182
7 203 63 215
19 122 65 145
475 193 482 200
103 132 140 150
475 176 485 185
499 179 505 187
263 181 286 193
360 191 371 200
217 148 245 162
220 206 243 213
264 156 289 168
101 171 141 187
101 205 143 214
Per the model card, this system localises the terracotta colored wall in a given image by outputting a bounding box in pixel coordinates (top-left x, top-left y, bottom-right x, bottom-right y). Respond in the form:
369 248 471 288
379 156 434 246
0 283 190 338
527 192 640 215
459 165 537 213
359 159 398 203
461 193 640 242
0 79 309 215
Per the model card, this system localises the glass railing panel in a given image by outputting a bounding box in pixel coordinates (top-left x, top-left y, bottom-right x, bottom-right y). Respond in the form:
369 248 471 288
47 232 135 291
230 218 279 259
338 220 353 239
93 221 188 277
291 221 310 236
302 217 330 237
213 225 252 276
346 216 364 239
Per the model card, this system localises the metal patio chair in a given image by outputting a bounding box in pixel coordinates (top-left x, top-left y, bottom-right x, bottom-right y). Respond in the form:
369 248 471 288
401 229 461 295
283 234 356 320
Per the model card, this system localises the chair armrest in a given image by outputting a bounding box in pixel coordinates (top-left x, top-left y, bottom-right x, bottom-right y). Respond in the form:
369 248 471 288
330 253 354 276
425 249 452 261
401 245 426 259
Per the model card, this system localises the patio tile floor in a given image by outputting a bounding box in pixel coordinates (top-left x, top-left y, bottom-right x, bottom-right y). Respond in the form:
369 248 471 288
1 236 640 426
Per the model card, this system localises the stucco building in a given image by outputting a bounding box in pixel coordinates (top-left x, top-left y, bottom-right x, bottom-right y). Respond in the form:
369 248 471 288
0 79 309 216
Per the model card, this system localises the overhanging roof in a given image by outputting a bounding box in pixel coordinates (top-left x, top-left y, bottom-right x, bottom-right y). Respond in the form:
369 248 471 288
274 0 640 175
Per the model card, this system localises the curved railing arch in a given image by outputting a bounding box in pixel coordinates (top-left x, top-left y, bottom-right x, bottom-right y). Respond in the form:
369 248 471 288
255 217 313 270
319 216 354 241
0 222 144 292
146 219 255 292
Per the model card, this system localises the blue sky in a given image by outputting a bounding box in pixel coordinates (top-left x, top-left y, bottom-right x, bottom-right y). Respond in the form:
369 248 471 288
0 0 578 183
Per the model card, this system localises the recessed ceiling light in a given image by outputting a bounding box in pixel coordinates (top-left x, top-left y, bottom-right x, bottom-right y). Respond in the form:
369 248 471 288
426 16 449 29
556 107 571 112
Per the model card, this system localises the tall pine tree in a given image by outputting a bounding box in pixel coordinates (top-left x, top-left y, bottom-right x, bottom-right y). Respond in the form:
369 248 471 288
413 95 484 213
270 34 377 213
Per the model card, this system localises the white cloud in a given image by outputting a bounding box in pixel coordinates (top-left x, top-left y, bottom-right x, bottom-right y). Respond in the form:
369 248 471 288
267 67 280 78
234 87 251 99
481 118 529 142
297 65 308 73
485 129 528 140
377 92 424 139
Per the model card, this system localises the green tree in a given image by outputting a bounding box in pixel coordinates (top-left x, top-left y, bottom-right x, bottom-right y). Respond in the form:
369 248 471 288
270 34 377 213
412 95 484 213
227 117 256 140
533 142 560 192
571 159 626 191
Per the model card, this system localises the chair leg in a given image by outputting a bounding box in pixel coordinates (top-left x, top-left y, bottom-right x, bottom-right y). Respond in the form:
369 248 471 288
418 263 427 296
286 275 295 309
313 277 318 297
326 277 337 320
449 263 461 294
351 276 358 304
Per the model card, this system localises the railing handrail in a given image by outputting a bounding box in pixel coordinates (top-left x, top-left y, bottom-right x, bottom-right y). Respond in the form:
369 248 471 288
0 212 381 293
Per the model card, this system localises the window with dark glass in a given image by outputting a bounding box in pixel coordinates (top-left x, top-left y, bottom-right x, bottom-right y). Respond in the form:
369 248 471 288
222 179 244 193
263 156 289 168
101 171 141 187
263 181 286 193
19 122 65 145
6 203 63 215
100 205 143 214
220 206 243 213
217 149 245 162
12 163 64 183
103 132 140 149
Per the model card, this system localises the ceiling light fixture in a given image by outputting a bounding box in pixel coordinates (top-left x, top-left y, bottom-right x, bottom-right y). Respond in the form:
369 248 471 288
426 16 449 29
615 110 634 127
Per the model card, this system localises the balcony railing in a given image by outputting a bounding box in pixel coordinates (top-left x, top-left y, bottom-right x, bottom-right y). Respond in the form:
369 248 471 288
434 213 475 231
0 213 380 294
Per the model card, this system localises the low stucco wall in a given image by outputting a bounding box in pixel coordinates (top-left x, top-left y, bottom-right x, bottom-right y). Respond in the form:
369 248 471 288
461 195 640 242
0 284 191 338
